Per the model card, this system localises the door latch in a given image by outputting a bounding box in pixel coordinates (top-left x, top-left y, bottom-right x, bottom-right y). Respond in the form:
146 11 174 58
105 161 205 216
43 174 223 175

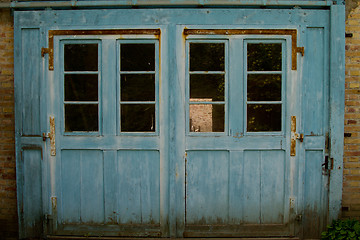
291 116 304 156
43 116 56 156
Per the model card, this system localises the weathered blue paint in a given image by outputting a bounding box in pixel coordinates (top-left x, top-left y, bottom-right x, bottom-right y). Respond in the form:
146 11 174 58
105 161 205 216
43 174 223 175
0 0 337 9
14 5 344 239
329 4 345 222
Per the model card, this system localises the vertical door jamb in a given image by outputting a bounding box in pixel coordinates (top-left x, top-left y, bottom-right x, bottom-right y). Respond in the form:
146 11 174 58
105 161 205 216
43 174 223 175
328 4 345 222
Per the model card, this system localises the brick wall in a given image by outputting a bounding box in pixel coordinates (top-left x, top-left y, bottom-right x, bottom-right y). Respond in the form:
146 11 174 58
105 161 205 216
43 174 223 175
0 8 18 240
344 1 360 220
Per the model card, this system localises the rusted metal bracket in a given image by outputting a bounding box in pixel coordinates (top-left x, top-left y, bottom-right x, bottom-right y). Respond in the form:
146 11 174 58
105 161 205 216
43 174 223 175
297 47 304 56
290 116 303 156
44 29 160 71
184 29 304 70
41 47 50 57
41 47 53 70
49 116 56 156
42 116 56 156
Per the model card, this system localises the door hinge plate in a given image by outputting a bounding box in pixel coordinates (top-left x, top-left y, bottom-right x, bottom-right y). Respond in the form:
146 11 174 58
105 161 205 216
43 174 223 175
297 47 305 56
49 116 56 156
41 47 50 57
290 116 303 156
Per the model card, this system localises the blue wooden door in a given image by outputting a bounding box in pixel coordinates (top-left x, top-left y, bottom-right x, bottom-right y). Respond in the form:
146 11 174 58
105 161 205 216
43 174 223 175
50 35 164 237
180 34 297 237
14 7 341 239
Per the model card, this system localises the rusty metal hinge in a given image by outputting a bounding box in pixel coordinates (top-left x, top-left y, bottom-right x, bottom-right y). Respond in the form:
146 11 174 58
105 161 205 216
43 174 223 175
43 116 56 156
297 47 305 56
41 47 50 57
290 116 304 156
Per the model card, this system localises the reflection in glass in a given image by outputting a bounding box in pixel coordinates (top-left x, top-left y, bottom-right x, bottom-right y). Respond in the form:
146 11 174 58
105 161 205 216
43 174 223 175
190 43 225 71
189 104 224 132
190 74 224 101
64 44 98 71
247 104 281 132
121 74 155 101
65 104 98 132
247 74 281 101
121 44 155 71
121 104 155 132
247 43 282 71
65 74 98 101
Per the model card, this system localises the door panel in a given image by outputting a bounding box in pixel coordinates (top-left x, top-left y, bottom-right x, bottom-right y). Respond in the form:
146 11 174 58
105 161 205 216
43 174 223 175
185 150 230 225
116 150 160 225
60 150 104 224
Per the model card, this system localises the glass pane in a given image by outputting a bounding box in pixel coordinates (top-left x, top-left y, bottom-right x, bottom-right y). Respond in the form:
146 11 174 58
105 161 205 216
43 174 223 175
247 43 282 71
121 74 155 101
190 74 224 102
247 74 281 101
65 104 98 132
64 44 98 71
247 104 281 132
189 104 224 132
121 44 155 71
190 43 225 71
65 74 98 101
121 104 155 132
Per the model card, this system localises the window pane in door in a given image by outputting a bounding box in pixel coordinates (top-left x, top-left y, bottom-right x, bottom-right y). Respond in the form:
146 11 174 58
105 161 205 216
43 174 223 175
190 74 224 101
247 104 281 132
190 43 225 71
121 104 155 132
65 104 98 132
65 74 98 101
247 43 282 71
121 44 155 71
121 74 155 101
247 74 281 101
64 44 98 71
189 104 224 132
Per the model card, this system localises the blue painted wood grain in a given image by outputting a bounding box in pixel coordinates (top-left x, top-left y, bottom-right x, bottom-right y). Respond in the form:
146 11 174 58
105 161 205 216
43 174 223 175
186 150 286 225
22 149 43 237
328 4 345 222
21 29 41 136
61 150 104 224
303 27 325 136
260 150 285 224
186 151 229 224
117 150 160 224
303 150 326 238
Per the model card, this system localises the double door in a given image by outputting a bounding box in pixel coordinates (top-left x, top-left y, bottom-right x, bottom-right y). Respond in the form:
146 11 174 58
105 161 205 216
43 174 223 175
48 27 303 238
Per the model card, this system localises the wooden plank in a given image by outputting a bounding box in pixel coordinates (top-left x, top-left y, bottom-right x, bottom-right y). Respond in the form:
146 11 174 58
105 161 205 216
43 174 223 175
61 150 81 223
185 151 229 225
80 150 105 223
15 9 330 28
303 150 325 239
303 27 325 135
22 149 43 237
117 150 160 224
228 151 243 224
21 28 41 136
104 151 118 224
243 151 261 224
260 151 285 224
328 4 345 222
